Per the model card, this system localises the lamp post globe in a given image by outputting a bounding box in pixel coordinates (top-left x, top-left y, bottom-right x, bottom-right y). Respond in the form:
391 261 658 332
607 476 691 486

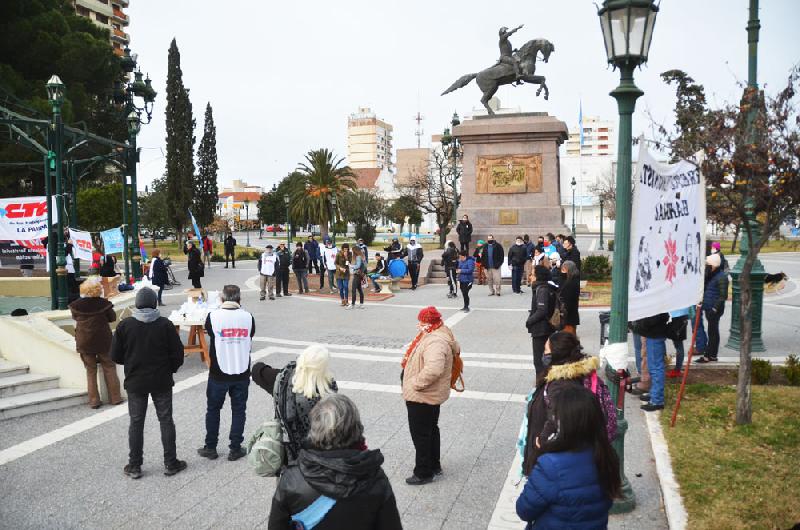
597 0 659 514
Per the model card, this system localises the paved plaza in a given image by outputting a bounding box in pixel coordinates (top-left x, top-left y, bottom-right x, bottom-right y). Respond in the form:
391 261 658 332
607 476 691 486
2 247 799 529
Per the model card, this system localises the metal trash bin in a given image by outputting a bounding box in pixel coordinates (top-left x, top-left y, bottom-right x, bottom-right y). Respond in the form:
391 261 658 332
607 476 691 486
599 311 611 347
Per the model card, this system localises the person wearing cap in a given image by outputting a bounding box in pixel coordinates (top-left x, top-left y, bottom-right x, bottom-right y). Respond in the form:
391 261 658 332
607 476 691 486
257 244 278 300
384 237 403 261
480 234 505 296
275 242 292 297
198 285 256 462
473 240 486 285
710 241 729 274
695 253 729 363
111 287 186 479
405 237 425 290
322 237 338 293
401 306 459 485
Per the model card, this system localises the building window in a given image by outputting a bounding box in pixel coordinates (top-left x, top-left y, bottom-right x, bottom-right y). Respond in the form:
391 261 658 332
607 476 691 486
598 127 609 132
76 5 90 16
95 13 109 24
599 144 609 149
98 0 109 3
598 135 608 140
583 128 592 134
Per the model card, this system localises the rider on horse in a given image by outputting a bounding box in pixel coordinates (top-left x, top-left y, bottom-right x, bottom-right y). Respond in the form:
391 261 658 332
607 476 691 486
497 25 524 85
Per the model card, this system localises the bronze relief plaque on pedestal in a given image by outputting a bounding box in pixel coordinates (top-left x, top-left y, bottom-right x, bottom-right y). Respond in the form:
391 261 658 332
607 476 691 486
498 209 519 225
476 155 542 194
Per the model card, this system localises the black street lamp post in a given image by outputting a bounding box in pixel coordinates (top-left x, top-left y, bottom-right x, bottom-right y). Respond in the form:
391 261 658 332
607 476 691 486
244 199 251 247
283 194 291 246
571 176 577 235
330 194 337 246
46 75 68 309
599 199 605 250
598 0 660 514
440 112 463 229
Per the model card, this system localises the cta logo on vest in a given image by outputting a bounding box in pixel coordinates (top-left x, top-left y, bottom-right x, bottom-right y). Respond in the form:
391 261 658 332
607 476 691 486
219 328 249 338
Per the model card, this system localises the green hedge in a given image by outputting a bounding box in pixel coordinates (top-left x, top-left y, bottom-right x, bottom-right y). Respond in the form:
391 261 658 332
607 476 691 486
581 255 612 281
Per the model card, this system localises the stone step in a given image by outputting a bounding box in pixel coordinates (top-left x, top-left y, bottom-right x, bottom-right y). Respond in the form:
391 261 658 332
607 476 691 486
429 271 448 278
0 360 29 378
0 373 60 399
0 388 88 421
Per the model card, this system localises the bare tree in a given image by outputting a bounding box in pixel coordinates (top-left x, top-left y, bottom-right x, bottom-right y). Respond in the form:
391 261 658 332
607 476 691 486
589 172 617 220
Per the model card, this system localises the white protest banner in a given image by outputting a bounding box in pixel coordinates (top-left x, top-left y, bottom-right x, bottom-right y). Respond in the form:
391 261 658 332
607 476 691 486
628 145 706 321
0 196 58 241
69 229 94 261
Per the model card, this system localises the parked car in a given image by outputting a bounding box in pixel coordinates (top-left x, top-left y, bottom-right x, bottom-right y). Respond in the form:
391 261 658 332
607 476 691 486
266 225 285 233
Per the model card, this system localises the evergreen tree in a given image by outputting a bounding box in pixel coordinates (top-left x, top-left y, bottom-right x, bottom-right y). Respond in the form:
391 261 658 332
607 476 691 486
164 38 194 240
194 102 218 227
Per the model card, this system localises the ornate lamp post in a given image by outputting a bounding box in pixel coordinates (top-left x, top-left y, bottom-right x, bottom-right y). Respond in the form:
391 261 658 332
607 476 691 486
283 194 291 246
330 194 337 246
440 112 463 229
244 199 251 247
46 75 68 309
598 0 659 514
599 198 606 250
571 176 577 235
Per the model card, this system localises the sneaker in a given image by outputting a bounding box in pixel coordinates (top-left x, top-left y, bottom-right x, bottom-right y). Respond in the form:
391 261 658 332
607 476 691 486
488 292 495 296
269 296 275 300
639 393 651 402
227 447 247 461
164 459 187 476
434 467 443 476
695 356 717 363
197 446 218 460
667 369 682 378
276 294 282 298
285 293 292 297
259 297 265 301
496 292 501 296
405 474 433 486
641 403 665 412
462 307 470 313
123 464 142 479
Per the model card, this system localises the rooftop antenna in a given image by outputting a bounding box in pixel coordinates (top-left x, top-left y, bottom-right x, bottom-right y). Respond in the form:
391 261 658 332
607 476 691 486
413 111 425 148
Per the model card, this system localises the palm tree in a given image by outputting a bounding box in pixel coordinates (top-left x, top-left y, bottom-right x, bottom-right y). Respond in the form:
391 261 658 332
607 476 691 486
292 149 357 238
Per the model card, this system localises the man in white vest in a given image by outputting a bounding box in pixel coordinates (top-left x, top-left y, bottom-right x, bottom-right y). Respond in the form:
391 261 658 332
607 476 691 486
258 244 278 301
198 285 255 461
321 237 338 295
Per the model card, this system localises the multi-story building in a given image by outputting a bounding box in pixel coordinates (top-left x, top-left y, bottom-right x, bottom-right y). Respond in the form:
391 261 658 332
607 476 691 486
560 116 617 236
347 107 394 172
73 0 130 56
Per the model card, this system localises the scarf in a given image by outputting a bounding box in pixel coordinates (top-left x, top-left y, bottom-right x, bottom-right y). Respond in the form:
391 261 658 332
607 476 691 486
220 301 241 309
401 321 444 369
132 307 160 323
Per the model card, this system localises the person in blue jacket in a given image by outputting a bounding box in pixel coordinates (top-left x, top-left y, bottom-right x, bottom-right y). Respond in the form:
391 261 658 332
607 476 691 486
516 385 621 529
456 250 475 313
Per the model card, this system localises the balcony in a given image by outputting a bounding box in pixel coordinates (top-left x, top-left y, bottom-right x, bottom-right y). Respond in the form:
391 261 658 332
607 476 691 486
111 28 130 43
112 8 129 24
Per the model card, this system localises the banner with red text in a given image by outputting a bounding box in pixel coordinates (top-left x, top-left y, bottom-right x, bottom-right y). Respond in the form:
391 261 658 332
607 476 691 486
68 228 94 261
0 196 57 241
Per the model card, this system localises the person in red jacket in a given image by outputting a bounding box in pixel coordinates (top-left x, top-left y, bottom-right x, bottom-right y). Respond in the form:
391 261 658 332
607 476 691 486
202 233 213 268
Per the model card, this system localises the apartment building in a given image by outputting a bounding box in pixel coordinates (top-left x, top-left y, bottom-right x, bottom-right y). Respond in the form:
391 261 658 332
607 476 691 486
564 116 616 157
347 107 394 172
73 0 130 56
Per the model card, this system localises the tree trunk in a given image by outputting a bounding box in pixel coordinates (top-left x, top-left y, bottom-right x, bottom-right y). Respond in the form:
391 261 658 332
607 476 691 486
320 224 329 239
731 225 740 253
438 224 447 248
736 250 757 425
399 222 404 237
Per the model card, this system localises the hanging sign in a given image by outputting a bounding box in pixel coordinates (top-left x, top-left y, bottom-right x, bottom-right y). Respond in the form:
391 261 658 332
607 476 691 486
69 229 94 261
628 146 707 321
100 227 125 255
0 196 57 241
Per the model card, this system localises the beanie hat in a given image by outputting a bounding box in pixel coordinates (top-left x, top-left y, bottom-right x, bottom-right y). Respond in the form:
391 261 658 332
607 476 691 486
477 239 485 245
417 306 442 325
706 254 721 268
711 242 721 250
534 264 550 282
135 287 158 309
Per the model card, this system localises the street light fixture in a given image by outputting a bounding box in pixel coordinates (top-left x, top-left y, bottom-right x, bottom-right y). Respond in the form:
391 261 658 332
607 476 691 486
283 194 291 246
597 0 659 514
45 75 68 309
571 176 577 236
440 111 463 230
244 199 251 247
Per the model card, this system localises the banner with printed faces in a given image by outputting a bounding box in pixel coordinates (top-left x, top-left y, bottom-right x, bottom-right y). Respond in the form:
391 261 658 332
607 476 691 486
628 146 706 321
69 229 94 261
0 196 57 241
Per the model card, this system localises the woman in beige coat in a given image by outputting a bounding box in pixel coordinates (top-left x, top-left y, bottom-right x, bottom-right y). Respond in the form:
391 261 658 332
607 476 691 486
401 306 458 485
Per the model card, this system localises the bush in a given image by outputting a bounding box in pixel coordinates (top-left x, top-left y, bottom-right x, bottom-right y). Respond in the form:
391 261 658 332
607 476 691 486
607 239 614 252
783 354 800 386
355 224 376 245
751 358 772 385
581 255 612 281
210 254 225 262
236 250 258 260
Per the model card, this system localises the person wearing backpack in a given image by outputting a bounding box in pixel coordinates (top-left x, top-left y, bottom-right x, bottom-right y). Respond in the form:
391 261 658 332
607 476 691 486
292 242 310 294
558 260 581 336
268 394 402 530
526 265 559 374
401 306 459 485
251 344 338 462
520 331 618 478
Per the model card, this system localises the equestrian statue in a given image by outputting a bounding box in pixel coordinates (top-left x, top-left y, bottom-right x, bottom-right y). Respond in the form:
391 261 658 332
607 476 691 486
441 25 554 115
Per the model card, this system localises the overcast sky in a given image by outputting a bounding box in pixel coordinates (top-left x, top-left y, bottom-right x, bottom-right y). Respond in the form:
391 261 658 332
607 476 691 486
126 0 800 192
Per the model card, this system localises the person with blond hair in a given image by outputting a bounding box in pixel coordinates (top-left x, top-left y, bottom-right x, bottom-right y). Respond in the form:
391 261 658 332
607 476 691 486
69 278 123 409
252 344 338 461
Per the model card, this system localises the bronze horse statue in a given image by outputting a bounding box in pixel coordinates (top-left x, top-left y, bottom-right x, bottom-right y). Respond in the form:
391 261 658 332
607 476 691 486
441 39 555 115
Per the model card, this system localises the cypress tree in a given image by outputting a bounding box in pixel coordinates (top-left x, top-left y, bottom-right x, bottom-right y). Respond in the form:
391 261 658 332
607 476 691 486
194 102 218 227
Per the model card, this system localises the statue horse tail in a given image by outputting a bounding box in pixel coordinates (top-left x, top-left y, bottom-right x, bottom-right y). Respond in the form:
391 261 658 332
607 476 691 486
441 73 477 96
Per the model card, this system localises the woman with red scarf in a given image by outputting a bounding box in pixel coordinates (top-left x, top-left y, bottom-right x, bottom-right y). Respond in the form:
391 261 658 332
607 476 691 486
401 306 459 486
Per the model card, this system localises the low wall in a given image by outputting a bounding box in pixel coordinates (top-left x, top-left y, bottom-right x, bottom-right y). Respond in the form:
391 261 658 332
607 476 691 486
0 277 50 297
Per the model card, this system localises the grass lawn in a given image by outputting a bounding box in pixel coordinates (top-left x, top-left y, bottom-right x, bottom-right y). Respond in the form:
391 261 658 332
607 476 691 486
660 383 800 530
712 239 800 254
581 281 611 306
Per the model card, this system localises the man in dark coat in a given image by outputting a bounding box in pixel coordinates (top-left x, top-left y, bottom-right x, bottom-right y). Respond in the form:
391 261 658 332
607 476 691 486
480 234 505 296
275 242 292 296
455 215 473 253
111 287 186 479
304 235 321 275
224 233 237 268
562 235 582 272
508 236 528 294
186 241 203 289
384 238 402 261
526 265 557 373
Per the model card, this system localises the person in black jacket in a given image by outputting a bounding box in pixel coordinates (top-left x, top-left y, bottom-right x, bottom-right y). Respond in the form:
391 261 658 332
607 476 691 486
111 287 186 479
456 215 473 253
368 252 389 292
268 394 402 530
224 233 237 268
562 236 581 272
275 242 292 297
508 236 528 294
384 238 402 261
526 265 557 373
441 241 459 298
480 234 505 296
559 260 581 335
186 241 203 288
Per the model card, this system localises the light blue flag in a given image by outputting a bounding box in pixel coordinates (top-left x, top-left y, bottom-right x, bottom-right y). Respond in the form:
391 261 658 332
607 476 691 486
188 209 202 241
100 227 124 254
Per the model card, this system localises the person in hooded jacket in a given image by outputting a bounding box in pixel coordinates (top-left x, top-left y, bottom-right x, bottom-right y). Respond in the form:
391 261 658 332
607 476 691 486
508 236 529 294
186 241 203 288
69 279 123 408
111 287 186 479
457 250 475 313
526 265 558 374
695 253 729 364
558 260 581 336
268 394 402 530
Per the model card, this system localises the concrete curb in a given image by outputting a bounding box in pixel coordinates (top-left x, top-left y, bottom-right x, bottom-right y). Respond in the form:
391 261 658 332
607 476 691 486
644 410 688 530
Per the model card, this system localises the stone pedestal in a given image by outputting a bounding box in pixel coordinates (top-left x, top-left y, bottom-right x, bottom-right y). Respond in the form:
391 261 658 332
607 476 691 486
448 113 569 249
